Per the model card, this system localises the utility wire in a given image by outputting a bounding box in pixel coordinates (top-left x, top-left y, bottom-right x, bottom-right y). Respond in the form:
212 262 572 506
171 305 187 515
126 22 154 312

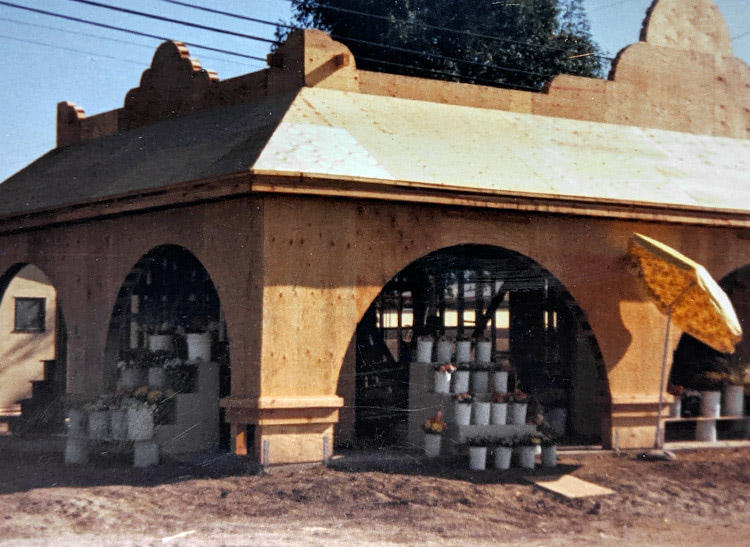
161 0 298 31
0 33 145 65
65 0 277 44
0 16 259 67
279 0 615 61
0 1 267 62
158 0 571 81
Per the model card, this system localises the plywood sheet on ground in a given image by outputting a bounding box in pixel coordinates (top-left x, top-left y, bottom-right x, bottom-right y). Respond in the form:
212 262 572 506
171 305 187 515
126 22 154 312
524 474 615 499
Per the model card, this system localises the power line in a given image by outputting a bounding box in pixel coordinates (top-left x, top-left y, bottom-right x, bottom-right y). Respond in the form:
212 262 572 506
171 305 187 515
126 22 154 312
65 0 277 44
283 0 615 61
0 1 267 62
158 0 578 82
0 34 145 65
0 16 260 67
161 0 297 31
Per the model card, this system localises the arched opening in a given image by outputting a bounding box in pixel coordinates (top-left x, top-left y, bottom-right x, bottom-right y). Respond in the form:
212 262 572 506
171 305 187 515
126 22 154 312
103 245 231 453
668 264 749 441
0 263 67 434
354 244 607 449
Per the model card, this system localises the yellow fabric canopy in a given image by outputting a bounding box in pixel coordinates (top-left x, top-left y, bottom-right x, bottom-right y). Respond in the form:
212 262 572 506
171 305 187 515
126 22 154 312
628 233 742 354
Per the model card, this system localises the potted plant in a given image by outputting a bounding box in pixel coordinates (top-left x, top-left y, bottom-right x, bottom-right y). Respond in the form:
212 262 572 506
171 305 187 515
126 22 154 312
84 396 110 440
493 436 514 470
540 433 558 468
453 362 471 393
423 412 447 458
455 335 472 364
416 335 434 364
185 316 212 362
667 383 685 418
145 351 171 389
490 391 508 425
146 321 175 353
117 359 147 390
433 363 456 394
452 392 473 425
471 362 491 394
164 357 197 393
693 371 724 418
472 398 491 426
436 335 453 363
467 436 490 470
721 358 746 417
516 434 540 469
475 335 492 364
507 389 529 425
491 359 511 393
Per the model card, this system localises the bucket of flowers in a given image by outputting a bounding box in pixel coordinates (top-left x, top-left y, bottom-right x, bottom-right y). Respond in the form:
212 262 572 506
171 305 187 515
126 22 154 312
471 361 491 394
455 335 472 364
164 357 198 393
423 411 447 458
475 335 492 364
433 363 456 394
84 396 111 440
126 386 176 441
453 362 471 393
436 335 453 363
452 392 473 425
491 359 511 394
540 433 558 468
490 391 508 425
667 383 684 418
507 389 529 425
117 358 147 390
493 436 515 470
516 434 541 469
467 436 490 470
416 335 434 364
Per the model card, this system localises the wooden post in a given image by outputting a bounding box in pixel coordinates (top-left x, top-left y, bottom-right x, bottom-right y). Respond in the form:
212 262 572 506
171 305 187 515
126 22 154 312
231 422 248 455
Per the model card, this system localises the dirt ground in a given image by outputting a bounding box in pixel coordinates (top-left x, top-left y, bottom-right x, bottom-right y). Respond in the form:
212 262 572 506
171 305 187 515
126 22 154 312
0 444 748 546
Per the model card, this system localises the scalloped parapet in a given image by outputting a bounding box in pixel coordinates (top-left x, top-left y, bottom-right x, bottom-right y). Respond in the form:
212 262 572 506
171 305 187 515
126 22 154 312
119 41 220 132
640 0 732 55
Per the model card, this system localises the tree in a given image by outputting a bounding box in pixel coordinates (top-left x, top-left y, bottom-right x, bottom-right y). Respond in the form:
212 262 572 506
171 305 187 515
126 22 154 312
280 0 605 91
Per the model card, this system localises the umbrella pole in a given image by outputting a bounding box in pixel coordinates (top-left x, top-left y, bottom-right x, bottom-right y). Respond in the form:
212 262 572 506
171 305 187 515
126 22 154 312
653 309 672 450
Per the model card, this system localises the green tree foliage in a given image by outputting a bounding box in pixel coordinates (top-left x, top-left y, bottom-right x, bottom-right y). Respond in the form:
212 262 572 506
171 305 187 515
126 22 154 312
281 0 605 91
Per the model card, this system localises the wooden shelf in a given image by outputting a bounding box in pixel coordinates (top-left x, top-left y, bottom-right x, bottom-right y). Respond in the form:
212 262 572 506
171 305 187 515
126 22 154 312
661 415 749 423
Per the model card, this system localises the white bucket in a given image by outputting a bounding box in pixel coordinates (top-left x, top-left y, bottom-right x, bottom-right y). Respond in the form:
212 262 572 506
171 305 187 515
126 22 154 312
120 367 146 390
516 446 536 469
472 402 491 426
722 385 744 416
700 391 721 418
472 371 490 394
494 446 513 470
491 403 507 425
436 340 453 363
148 334 173 353
508 403 528 425
186 332 212 362
66 408 87 437
491 371 508 393
469 446 487 470
452 370 470 393
454 402 472 425
148 367 167 389
87 410 110 439
110 409 129 441
416 338 434 363
671 398 682 418
541 445 557 468
696 420 717 442
424 433 442 458
434 371 451 394
64 437 89 464
134 440 159 467
455 341 472 364
476 341 492 363
127 407 154 441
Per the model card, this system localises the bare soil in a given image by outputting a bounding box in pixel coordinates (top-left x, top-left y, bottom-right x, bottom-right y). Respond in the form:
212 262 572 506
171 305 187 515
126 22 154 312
0 445 748 546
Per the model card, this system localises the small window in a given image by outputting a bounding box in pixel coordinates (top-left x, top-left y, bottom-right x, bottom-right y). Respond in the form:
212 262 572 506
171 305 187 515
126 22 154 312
14 297 46 333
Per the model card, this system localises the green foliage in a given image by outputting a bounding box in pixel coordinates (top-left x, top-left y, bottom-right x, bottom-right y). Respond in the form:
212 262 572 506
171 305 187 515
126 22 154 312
280 0 605 90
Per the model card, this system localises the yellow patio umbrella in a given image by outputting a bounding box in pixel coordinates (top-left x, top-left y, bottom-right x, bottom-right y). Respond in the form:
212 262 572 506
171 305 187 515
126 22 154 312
627 233 742 453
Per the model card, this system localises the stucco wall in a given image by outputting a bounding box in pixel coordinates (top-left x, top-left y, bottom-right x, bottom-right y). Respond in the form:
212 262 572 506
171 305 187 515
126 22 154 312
0 265 56 412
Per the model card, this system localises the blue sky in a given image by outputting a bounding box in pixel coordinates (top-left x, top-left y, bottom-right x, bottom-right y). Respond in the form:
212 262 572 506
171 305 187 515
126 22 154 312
0 0 748 183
